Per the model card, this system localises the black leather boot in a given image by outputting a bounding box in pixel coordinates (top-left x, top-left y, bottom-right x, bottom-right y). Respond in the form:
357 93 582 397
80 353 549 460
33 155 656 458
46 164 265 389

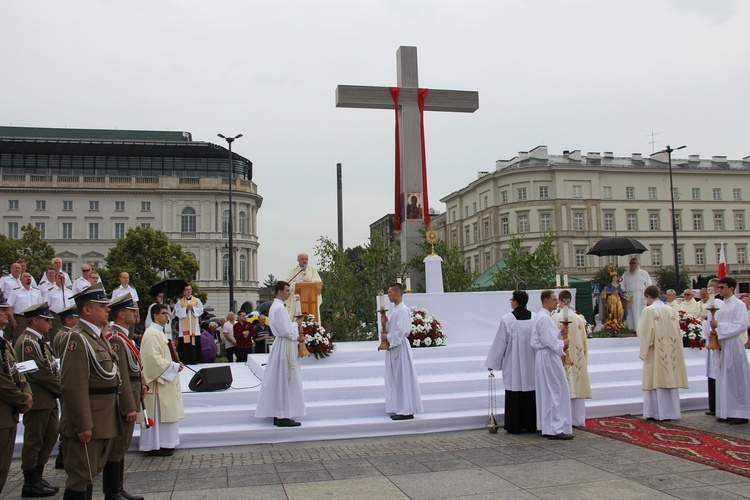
55 442 64 469
63 489 87 500
21 468 56 497
119 460 144 500
86 483 93 500
36 464 60 493
103 461 126 500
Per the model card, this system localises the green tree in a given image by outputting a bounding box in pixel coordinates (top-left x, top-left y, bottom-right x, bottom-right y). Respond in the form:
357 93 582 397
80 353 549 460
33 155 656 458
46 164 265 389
654 266 692 293
0 224 55 278
593 265 626 288
492 233 560 290
407 225 476 292
101 226 202 318
262 274 277 290
315 236 360 340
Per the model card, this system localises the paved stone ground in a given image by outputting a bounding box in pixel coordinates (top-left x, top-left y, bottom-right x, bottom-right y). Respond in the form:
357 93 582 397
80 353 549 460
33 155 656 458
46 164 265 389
4 410 750 499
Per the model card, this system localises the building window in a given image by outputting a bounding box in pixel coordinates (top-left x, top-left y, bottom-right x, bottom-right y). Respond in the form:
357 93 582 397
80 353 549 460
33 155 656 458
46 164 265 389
738 247 747 265
603 186 612 199
604 213 614 231
451 230 457 245
714 213 724 231
141 201 151 212
34 222 46 239
574 212 584 231
517 214 529 233
539 186 549 199
140 222 151 229
713 188 722 201
692 188 701 200
483 219 490 239
7 222 18 239
575 249 585 268
626 187 635 199
62 223 73 240
8 200 19 211
36 200 46 211
451 210 456 222
674 212 681 231
695 247 705 266
693 213 703 231
677 248 683 266
222 210 230 235
472 202 477 214
540 213 551 232
63 200 73 211
89 201 99 211
474 255 479 270
501 217 509 236
483 195 488 208
572 185 582 198
485 253 491 270
473 223 478 242
115 201 125 212
239 211 247 234
181 207 196 233
464 206 469 217
648 187 657 200
517 187 527 201
501 191 508 204
733 188 742 201
672 187 680 200
627 212 637 231
88 223 99 239
652 248 661 267
222 254 229 283
736 212 745 231
239 254 247 282
62 262 72 276
465 258 471 272
114 222 125 239
465 227 470 243
649 213 659 231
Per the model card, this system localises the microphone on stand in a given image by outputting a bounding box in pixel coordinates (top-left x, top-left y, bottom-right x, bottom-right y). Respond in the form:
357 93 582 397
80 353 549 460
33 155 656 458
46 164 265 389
288 265 307 283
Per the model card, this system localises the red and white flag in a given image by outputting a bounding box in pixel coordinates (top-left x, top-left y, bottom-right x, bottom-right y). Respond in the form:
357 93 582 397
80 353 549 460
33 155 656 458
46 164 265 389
718 243 727 279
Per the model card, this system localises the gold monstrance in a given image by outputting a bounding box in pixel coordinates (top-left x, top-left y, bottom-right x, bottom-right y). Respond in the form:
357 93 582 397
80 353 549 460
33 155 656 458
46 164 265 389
426 227 440 256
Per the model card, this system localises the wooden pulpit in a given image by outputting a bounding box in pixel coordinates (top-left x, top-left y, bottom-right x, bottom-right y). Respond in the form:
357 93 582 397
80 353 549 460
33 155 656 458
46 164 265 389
295 281 322 320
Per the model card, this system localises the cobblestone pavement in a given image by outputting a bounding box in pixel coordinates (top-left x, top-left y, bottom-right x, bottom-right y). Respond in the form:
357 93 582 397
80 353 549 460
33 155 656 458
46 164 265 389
4 410 750 499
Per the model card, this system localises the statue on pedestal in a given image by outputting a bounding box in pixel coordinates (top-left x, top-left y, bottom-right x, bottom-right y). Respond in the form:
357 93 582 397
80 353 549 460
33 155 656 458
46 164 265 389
602 266 627 329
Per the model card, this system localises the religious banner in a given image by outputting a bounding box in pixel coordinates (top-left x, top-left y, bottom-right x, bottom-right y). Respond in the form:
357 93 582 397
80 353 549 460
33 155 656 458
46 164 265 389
405 192 424 221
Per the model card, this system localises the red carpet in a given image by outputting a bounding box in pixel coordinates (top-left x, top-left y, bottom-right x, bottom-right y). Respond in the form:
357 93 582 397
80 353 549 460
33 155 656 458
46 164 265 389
583 415 750 478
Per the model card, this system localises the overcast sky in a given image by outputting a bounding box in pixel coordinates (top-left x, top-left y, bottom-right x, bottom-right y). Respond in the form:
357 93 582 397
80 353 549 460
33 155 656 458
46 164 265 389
2 0 748 281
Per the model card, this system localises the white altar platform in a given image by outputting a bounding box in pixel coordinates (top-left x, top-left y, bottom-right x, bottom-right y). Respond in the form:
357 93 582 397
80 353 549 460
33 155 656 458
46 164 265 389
11 289 731 456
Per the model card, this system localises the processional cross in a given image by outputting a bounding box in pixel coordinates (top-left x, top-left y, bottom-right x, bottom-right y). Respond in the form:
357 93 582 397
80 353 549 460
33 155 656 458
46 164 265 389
336 46 479 276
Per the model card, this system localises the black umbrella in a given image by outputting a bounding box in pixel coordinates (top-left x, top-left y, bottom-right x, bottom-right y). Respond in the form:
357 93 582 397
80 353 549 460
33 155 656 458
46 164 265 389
257 301 273 316
149 278 189 298
587 237 648 257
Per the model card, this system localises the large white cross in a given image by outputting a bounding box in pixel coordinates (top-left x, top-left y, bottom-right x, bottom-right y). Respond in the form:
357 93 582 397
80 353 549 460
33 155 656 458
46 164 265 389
336 46 478 284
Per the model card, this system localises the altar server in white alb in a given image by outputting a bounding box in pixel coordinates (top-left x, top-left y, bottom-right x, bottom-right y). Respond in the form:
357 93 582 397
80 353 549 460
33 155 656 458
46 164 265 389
381 283 423 421
255 281 306 427
711 277 750 425
552 290 591 427
532 290 573 439
637 285 688 421
485 290 537 434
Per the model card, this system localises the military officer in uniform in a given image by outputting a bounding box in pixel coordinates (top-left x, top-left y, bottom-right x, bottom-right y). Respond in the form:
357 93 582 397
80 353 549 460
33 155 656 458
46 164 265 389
105 295 145 500
15 302 61 497
52 304 78 470
0 295 33 496
59 284 121 500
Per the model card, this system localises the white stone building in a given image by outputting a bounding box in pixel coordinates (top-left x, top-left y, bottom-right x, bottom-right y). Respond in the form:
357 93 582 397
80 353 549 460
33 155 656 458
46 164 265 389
441 146 750 293
0 126 262 312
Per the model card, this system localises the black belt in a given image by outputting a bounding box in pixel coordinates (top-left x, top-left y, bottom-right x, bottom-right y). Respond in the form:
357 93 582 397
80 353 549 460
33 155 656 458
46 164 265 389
89 387 118 395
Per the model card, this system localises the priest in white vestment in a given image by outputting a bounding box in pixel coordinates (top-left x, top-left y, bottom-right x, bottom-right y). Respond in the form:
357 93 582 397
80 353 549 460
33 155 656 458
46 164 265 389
174 285 203 365
285 253 323 319
255 281 306 427
485 290 537 433
637 286 688 421
711 277 750 424
139 303 184 456
552 290 591 427
532 290 573 439
622 258 652 331
381 283 423 420
678 290 701 318
664 290 681 313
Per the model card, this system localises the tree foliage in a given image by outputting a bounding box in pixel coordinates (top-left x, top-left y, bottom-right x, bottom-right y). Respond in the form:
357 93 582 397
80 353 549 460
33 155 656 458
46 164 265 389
592 265 627 288
406 225 476 292
101 226 202 317
0 224 56 279
262 274 277 290
654 266 692 293
492 233 560 290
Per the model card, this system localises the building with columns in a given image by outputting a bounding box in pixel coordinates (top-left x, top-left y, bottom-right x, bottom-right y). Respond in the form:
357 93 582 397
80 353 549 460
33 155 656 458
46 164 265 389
441 146 750 293
0 126 262 311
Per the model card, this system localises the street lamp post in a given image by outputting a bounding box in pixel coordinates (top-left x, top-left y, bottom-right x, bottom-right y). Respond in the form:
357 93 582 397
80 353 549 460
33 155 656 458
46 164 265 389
218 133 243 312
661 144 686 289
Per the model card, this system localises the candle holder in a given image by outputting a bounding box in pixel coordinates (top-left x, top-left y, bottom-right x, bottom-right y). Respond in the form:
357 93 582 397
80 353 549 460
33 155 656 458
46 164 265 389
706 306 721 351
560 320 574 366
377 308 390 351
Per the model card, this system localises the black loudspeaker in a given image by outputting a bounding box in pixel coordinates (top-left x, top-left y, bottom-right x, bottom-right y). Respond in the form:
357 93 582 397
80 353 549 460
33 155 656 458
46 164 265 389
188 366 233 392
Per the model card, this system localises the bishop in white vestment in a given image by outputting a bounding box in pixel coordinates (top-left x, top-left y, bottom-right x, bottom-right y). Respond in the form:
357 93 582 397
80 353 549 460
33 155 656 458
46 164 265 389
637 286 688 421
255 281 306 427
381 283 423 420
622 258 652 331
485 290 536 433
532 291 573 439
